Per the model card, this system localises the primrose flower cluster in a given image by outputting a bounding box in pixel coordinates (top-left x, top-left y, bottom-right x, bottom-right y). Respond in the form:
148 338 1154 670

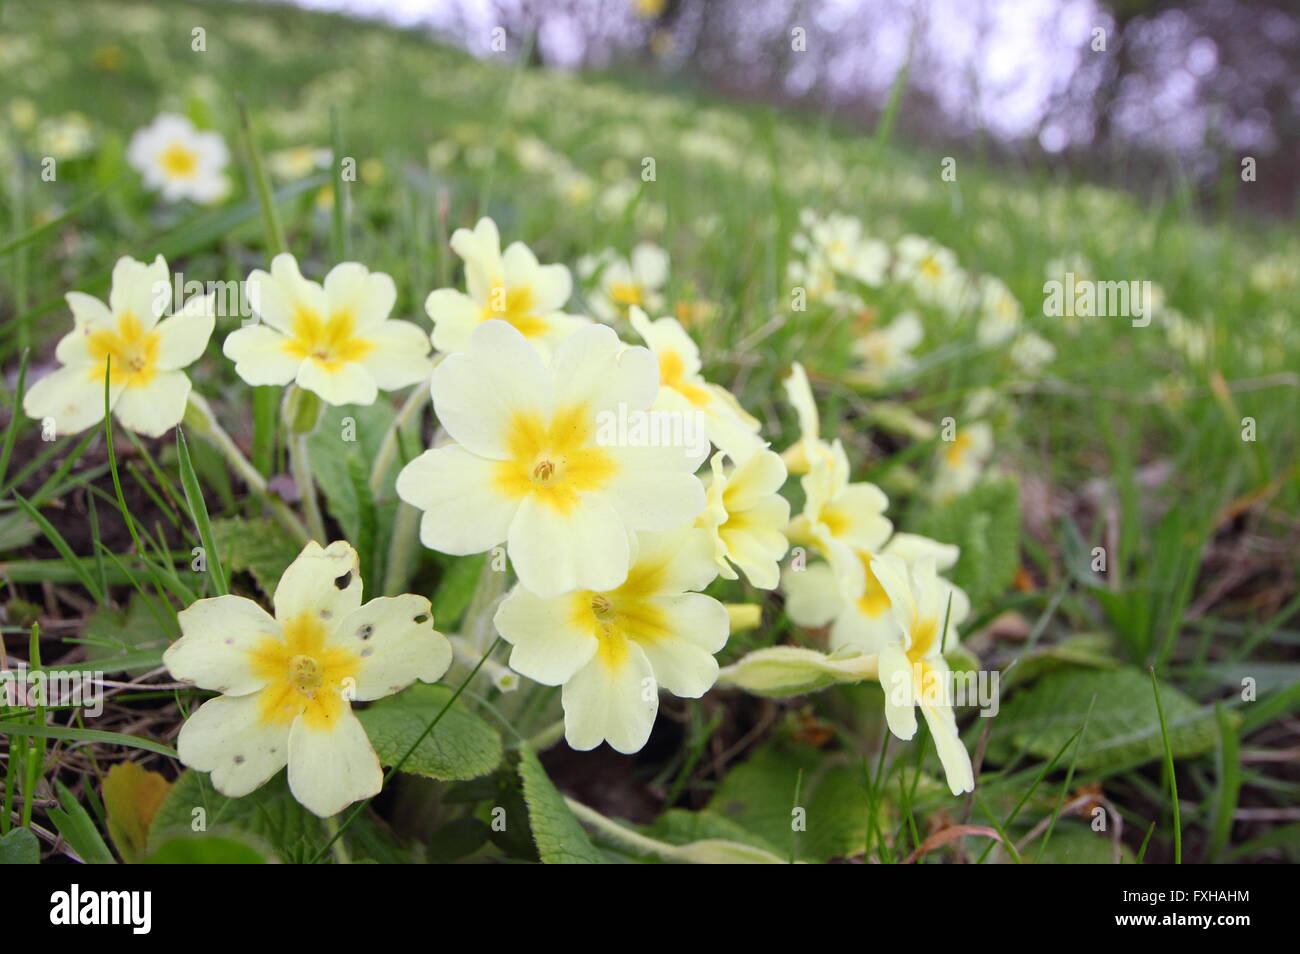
22 214 982 814
785 209 1047 503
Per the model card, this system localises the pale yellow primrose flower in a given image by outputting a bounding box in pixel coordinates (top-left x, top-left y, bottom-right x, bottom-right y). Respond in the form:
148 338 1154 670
782 532 967 656
425 216 589 356
628 306 763 461
127 113 229 205
583 242 669 322
779 361 837 475
696 449 790 589
395 320 707 599
494 527 728 754
223 253 432 406
870 554 975 796
22 255 214 438
787 438 892 583
164 541 452 817
850 310 923 386
932 419 993 502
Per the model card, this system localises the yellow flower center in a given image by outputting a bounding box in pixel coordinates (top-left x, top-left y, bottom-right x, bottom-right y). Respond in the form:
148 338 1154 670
569 555 673 669
283 306 374 371
658 348 711 407
944 431 972 466
855 553 892 619
480 281 547 338
907 616 940 663
919 255 941 280
493 405 619 514
159 142 199 180
249 612 362 730
86 313 161 389
609 281 644 309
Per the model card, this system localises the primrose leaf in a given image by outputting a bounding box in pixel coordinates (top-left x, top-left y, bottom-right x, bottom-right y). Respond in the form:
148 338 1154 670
516 743 605 864
357 684 503 781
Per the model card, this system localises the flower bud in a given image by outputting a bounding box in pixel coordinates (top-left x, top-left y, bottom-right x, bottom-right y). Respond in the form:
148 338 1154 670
716 646 878 698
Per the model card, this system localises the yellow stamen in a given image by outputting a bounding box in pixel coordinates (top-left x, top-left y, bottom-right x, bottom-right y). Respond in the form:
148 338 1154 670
85 313 161 389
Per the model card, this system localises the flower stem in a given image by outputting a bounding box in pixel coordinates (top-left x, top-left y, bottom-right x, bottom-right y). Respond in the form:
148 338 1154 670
184 393 310 544
289 430 327 543
284 386 327 543
368 384 429 498
381 502 420 595
322 816 351 865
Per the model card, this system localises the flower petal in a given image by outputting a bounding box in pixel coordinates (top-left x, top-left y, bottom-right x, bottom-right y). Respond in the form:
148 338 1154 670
176 693 290 798
153 294 215 370
222 324 301 385
22 365 118 437
112 370 191 437
295 357 379 406
561 641 658 754
430 319 550 459
273 541 364 625
287 706 382 817
166 595 281 695
550 323 659 417
639 592 728 696
507 494 631 598
356 320 432 390
396 445 520 555
494 585 599 685
878 642 918 741
330 595 452 701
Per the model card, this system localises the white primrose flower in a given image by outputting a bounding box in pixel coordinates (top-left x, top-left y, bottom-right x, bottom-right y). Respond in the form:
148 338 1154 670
850 310 923 385
424 216 589 356
396 320 707 599
933 419 993 502
127 113 229 204
628 306 763 461
223 253 432 406
976 275 1023 347
494 527 728 754
1010 331 1056 376
783 532 967 657
163 541 453 817
22 255 215 438
870 554 976 796
696 449 790 589
780 361 834 475
584 242 670 322
793 210 889 287
893 235 970 313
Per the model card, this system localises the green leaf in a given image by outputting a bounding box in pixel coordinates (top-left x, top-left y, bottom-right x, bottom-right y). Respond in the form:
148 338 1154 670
80 593 173 677
516 743 605 864
991 667 1234 773
47 781 115 864
647 808 782 856
357 684 503 781
1029 822 1132 864
149 771 402 864
211 516 301 598
143 834 270 864
0 722 176 759
307 402 397 545
430 553 488 629
918 478 1021 606
704 743 868 861
176 429 228 595
0 827 40 864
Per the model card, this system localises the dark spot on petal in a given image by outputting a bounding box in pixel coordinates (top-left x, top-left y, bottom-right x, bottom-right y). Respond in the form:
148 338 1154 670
357 623 374 640
361 648 374 658
413 613 430 625
320 609 332 620
233 755 245 765
334 571 353 590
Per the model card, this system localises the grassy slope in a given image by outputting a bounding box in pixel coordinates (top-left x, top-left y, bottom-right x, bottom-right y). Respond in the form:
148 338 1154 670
1 0 1297 863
